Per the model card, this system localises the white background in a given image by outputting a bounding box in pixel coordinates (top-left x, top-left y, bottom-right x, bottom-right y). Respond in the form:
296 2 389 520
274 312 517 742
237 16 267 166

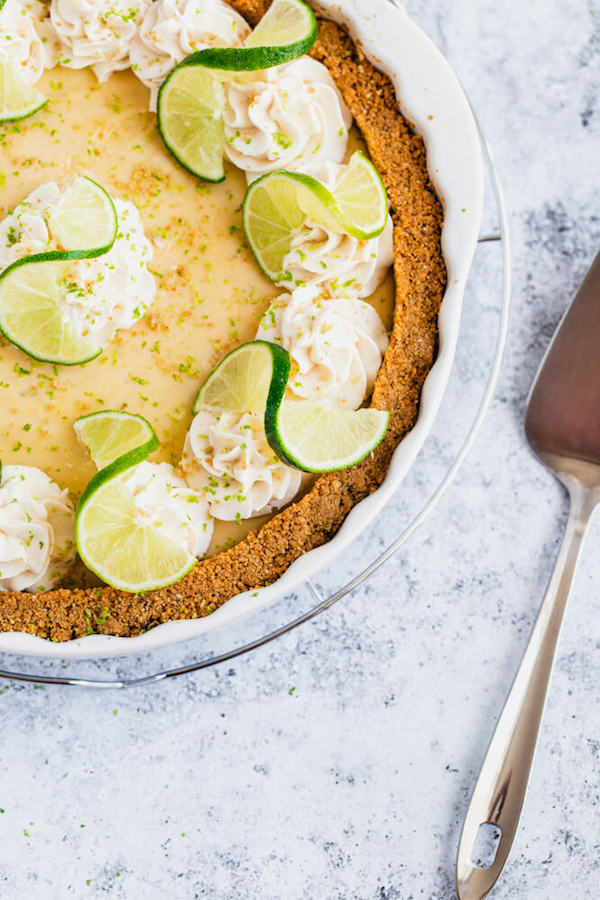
1 1 599 897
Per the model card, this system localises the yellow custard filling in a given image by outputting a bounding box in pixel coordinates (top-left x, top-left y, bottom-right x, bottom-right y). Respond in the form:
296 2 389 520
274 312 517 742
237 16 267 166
0 66 394 556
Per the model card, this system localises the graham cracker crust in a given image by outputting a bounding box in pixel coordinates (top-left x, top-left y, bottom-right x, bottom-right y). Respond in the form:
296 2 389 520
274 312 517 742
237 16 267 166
0 1 446 641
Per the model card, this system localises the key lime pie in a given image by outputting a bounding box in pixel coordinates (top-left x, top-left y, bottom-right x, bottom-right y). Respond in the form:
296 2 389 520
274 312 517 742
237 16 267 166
0 0 446 641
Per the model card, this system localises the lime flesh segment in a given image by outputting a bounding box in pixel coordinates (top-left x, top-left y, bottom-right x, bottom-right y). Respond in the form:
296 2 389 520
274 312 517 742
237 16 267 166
193 340 290 415
47 176 117 255
76 471 196 593
242 155 389 282
266 400 390 473
332 151 389 239
246 0 317 48
157 66 225 182
74 410 158 471
0 57 47 122
0 259 101 365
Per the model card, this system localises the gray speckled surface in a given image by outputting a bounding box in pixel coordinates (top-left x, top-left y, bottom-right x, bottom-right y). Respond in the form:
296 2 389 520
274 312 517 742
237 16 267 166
1 2 599 897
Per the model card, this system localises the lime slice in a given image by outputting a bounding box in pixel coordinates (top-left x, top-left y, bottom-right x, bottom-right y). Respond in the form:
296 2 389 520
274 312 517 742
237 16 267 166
74 410 158 471
0 258 102 365
246 0 317 50
157 0 317 179
266 400 390 473
47 177 117 256
0 57 47 122
183 0 318 71
76 469 196 593
331 151 389 238
242 171 337 281
0 176 118 364
242 153 389 282
192 340 388 474
157 67 226 182
75 415 195 592
193 340 290 415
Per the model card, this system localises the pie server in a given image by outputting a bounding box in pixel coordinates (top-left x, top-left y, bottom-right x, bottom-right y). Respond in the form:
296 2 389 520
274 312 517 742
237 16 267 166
455 250 600 898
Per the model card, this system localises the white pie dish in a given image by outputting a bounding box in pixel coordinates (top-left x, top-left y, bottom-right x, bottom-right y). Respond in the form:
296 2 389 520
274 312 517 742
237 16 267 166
0 0 483 659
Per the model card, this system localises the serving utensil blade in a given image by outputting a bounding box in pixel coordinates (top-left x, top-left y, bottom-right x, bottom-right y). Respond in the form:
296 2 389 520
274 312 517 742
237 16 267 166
456 250 600 899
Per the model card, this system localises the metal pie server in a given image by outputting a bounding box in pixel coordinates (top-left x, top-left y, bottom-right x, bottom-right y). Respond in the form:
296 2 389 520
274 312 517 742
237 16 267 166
456 250 600 899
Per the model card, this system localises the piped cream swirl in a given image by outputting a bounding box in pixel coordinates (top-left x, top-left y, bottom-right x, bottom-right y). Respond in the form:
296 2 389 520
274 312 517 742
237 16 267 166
281 162 394 297
124 461 214 558
0 0 56 84
130 0 251 111
0 179 156 346
50 0 151 82
0 465 76 593
224 57 353 181
256 285 389 410
181 410 302 521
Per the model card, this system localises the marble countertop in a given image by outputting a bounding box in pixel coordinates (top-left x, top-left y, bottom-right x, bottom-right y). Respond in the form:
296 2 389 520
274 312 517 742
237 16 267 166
1 1 599 897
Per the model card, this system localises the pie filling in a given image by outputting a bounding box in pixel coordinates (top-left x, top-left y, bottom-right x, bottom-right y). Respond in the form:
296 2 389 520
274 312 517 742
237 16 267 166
0 0 445 640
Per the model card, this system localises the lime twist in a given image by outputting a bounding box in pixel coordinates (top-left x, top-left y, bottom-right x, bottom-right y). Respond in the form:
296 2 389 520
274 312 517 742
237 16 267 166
0 177 118 365
157 0 318 181
242 151 389 282
75 411 199 593
194 340 390 474
193 339 290 415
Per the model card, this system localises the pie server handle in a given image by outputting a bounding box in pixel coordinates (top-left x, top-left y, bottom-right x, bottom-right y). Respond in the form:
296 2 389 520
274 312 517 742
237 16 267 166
455 482 597 899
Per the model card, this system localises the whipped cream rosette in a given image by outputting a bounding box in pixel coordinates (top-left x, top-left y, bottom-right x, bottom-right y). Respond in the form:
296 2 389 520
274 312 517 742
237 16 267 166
278 162 395 297
131 0 251 111
0 465 76 592
0 180 156 347
0 0 56 83
256 285 389 410
122 461 214 558
0 182 58 265
181 409 302 521
62 198 156 345
50 0 151 82
223 57 352 181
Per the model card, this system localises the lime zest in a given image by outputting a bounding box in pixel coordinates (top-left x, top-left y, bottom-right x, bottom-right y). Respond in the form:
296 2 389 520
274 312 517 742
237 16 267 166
0 57 47 123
